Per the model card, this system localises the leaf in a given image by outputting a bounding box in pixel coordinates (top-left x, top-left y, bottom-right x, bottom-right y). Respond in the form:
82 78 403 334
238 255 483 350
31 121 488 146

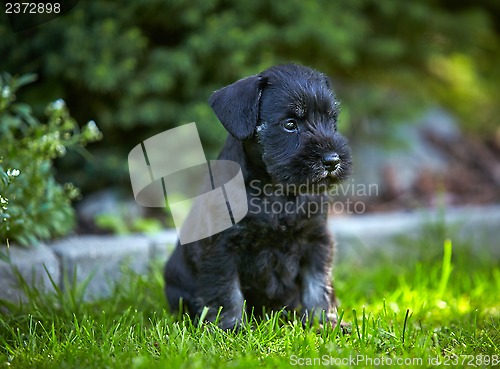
15 73 37 88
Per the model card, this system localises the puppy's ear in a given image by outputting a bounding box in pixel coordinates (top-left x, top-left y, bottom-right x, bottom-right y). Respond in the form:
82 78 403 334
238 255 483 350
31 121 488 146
322 74 333 90
209 75 266 140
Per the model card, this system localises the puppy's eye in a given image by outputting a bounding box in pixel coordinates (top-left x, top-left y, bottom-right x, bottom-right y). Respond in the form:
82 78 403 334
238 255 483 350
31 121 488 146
283 119 298 132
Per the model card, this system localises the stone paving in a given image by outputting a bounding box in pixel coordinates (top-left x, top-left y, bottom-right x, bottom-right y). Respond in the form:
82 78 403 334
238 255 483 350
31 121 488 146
1 205 499 304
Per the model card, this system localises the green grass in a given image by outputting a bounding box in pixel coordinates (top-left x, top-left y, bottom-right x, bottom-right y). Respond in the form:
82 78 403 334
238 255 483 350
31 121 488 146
0 237 499 368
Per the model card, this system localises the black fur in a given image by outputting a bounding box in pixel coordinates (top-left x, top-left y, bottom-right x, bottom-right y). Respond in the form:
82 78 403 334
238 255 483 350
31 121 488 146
164 64 352 330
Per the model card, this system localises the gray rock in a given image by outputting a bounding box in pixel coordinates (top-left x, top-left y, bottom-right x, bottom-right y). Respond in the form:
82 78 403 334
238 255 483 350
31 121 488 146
421 108 461 142
0 243 59 304
330 204 500 260
350 108 459 197
51 235 150 300
149 230 178 264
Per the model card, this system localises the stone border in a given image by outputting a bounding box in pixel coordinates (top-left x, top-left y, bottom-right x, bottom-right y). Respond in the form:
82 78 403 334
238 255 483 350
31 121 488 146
1 205 499 304
330 204 500 260
0 231 177 303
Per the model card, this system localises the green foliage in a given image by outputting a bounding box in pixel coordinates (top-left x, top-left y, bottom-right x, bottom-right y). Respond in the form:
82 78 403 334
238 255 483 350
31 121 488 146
94 213 163 235
0 73 102 246
0 0 498 190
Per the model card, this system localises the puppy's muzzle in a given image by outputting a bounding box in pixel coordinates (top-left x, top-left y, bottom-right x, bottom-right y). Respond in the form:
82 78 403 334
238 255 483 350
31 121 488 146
322 152 341 172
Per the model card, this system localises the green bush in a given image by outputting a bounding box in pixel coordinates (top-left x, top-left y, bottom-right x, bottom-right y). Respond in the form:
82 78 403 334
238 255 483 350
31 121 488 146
0 0 498 191
0 73 102 246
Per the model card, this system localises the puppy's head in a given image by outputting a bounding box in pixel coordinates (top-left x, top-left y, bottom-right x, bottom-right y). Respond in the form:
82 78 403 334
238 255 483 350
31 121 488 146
209 64 352 190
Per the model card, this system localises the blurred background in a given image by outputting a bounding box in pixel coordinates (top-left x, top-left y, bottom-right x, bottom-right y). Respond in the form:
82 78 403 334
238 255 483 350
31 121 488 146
1 0 499 242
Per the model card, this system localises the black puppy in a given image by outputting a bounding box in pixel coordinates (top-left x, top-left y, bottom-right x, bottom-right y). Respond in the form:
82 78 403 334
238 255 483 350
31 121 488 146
164 64 352 330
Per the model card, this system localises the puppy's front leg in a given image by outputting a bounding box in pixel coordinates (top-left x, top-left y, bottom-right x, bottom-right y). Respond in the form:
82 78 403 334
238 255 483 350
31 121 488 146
301 268 335 324
197 252 244 330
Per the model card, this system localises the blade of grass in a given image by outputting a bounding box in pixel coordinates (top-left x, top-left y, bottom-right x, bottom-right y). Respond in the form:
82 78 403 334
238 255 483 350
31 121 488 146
198 306 209 329
438 239 453 298
402 309 410 344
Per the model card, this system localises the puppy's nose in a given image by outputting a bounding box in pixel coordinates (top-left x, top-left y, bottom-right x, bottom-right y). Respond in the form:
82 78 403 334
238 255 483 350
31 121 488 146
322 152 341 169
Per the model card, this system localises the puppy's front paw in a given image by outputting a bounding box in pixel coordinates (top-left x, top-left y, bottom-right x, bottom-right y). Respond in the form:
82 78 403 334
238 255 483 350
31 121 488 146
218 316 242 332
327 319 351 335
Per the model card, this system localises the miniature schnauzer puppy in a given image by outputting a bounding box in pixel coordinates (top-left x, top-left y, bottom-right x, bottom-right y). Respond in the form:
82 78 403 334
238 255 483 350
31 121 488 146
164 63 352 330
